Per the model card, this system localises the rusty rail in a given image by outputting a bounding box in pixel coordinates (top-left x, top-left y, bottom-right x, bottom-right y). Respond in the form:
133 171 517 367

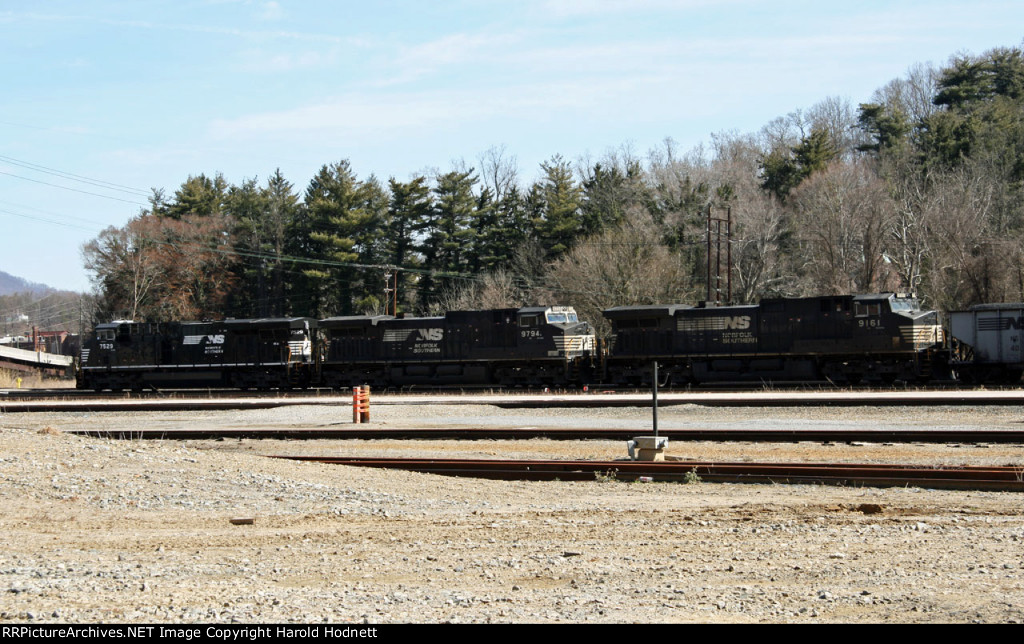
64 426 1024 443
271 456 1024 492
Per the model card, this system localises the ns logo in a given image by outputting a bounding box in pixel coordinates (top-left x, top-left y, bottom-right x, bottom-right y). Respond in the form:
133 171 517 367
723 316 751 330
205 335 226 344
417 328 444 341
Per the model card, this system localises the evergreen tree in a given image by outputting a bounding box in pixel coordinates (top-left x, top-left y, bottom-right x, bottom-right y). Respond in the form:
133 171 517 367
476 185 529 272
759 127 839 201
384 176 432 312
164 173 228 219
580 159 649 235
531 155 584 259
421 168 479 307
299 161 380 316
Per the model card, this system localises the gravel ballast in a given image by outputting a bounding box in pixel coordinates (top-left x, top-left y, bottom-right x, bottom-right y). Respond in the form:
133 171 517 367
2 400 1024 623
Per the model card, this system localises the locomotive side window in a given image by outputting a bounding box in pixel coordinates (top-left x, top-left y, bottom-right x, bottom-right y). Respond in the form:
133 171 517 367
855 302 881 317
520 314 539 328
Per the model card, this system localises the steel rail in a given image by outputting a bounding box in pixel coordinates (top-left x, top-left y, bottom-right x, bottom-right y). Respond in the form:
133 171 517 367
8 387 1024 413
271 456 1024 492
64 426 1024 443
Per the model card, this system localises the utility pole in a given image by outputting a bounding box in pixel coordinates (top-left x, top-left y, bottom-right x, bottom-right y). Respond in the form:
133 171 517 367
706 205 732 306
383 267 398 316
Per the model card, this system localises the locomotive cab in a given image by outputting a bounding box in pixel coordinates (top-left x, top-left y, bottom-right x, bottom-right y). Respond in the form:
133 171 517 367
517 306 595 359
854 294 943 351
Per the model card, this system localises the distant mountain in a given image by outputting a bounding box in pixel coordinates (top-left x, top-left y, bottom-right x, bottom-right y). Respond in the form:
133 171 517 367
0 270 52 296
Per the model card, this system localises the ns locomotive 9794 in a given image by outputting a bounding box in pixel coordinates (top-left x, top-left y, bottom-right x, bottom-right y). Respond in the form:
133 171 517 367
602 293 948 386
77 318 317 391
319 305 596 387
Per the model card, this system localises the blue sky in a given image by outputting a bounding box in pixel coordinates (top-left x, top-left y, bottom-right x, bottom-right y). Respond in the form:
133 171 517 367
2 0 1022 292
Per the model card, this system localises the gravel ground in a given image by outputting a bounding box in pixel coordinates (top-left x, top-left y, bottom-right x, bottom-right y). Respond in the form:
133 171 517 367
2 399 1024 623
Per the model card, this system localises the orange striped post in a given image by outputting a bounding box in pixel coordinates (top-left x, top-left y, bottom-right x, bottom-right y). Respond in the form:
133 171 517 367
352 385 371 423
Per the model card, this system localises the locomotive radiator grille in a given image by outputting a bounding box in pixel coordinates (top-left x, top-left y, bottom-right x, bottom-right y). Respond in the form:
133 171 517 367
287 340 312 361
678 318 728 332
553 335 596 355
900 324 943 348
383 329 415 343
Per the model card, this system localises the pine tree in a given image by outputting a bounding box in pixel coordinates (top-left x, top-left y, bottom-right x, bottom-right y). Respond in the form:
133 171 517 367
299 161 380 316
531 155 584 259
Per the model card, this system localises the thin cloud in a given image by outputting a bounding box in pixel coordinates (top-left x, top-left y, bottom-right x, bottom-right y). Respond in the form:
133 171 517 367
256 2 285 21
209 77 657 141
2 10 350 45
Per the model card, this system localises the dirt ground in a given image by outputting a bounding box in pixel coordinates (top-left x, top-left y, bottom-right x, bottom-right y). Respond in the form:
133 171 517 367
2 399 1024 623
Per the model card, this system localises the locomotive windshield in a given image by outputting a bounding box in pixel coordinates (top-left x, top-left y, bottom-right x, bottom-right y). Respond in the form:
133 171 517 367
545 309 579 324
889 297 920 312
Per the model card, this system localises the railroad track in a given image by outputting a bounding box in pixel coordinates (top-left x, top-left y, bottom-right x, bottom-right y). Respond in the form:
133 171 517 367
0 381 998 401
64 426 1024 443
271 456 1024 492
8 388 1024 412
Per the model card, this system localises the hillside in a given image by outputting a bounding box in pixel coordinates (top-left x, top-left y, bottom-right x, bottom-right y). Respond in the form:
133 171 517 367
0 270 51 297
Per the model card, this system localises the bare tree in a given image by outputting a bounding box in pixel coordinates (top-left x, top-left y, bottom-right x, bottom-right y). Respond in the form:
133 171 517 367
434 267 527 313
872 62 940 125
790 161 896 294
82 216 165 321
805 96 860 159
544 207 696 336
478 145 520 203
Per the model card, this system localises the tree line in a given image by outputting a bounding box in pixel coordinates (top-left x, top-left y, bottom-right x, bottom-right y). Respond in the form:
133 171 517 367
82 46 1024 333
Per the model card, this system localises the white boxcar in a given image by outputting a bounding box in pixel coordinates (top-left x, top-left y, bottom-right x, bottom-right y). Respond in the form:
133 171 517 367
949 304 1024 383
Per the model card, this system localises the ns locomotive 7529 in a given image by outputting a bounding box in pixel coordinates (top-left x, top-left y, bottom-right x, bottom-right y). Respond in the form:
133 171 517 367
603 293 947 386
77 318 317 391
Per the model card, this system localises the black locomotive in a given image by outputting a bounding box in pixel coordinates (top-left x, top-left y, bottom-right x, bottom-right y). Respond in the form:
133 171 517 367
77 318 316 391
319 306 596 387
78 294 1001 391
77 306 596 391
603 293 948 385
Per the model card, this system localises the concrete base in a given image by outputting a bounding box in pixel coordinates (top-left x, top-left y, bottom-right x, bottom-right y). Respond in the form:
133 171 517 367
628 435 669 461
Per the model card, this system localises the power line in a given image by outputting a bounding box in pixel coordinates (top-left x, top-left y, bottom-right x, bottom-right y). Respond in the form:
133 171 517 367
0 154 151 198
0 170 148 207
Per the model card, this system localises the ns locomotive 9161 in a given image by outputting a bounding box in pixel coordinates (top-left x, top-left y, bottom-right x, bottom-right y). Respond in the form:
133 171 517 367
77 318 316 391
603 293 948 386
